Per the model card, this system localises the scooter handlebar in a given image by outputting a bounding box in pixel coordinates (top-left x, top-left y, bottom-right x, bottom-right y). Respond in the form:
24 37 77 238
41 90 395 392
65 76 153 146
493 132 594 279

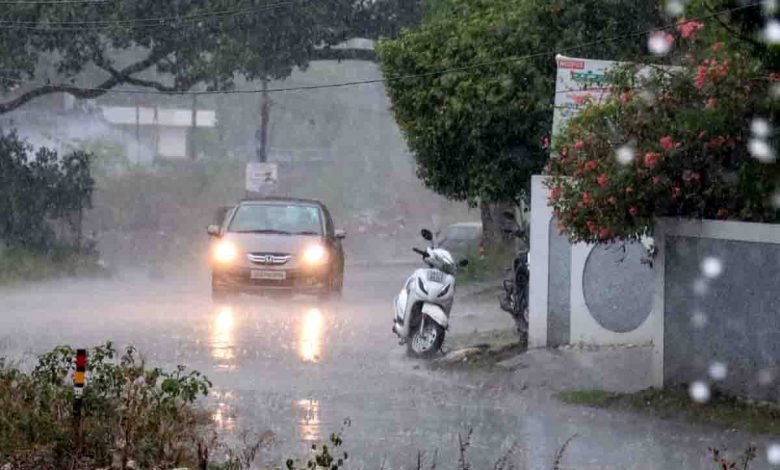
413 248 428 257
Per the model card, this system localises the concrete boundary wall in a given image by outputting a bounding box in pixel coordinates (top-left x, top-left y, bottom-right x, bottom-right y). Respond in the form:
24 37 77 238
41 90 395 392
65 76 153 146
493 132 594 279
651 218 780 399
529 175 658 349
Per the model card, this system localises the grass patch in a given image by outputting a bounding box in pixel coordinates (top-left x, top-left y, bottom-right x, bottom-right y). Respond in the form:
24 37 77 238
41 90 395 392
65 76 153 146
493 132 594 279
557 387 780 435
457 246 514 286
0 246 108 285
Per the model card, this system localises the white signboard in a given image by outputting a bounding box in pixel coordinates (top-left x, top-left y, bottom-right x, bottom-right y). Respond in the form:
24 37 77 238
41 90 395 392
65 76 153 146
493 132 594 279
245 162 278 193
552 54 617 145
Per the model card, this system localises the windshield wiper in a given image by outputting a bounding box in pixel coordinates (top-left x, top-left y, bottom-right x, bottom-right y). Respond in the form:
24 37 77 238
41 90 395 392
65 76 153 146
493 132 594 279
292 230 321 236
234 229 291 235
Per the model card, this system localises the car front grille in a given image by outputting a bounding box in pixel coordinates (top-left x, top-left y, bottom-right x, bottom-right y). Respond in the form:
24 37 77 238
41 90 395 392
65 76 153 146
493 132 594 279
247 253 292 265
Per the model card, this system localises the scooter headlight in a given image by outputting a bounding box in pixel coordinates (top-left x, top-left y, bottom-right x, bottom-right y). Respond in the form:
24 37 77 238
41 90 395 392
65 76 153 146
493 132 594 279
417 277 429 295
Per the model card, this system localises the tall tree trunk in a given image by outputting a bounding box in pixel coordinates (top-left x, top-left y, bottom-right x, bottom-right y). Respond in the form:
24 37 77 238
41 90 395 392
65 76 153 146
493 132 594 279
479 200 515 253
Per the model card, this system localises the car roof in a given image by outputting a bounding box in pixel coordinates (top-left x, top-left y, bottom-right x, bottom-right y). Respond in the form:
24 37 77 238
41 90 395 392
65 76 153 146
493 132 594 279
238 196 325 207
447 222 482 229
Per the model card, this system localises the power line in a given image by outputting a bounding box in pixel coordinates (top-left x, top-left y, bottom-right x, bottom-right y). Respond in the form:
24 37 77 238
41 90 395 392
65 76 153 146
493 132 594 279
0 0 302 30
0 3 763 97
0 0 109 4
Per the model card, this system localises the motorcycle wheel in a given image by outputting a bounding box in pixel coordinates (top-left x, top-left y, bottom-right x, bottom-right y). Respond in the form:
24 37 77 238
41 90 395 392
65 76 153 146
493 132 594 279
407 319 445 358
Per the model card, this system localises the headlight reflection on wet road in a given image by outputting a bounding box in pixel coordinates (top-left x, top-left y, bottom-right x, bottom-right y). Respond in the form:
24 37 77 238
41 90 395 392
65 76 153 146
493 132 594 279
295 398 321 442
210 306 237 368
299 308 325 363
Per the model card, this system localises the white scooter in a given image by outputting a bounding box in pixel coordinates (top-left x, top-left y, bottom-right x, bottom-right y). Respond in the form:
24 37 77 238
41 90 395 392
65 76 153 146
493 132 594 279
393 229 467 358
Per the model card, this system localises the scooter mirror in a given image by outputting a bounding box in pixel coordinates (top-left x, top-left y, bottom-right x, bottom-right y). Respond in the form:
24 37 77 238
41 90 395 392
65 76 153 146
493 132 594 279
458 259 470 268
421 229 434 241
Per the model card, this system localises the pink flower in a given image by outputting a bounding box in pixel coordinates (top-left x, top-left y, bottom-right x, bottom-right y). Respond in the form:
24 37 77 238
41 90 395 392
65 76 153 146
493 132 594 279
698 131 707 140
583 160 598 171
644 152 660 169
574 140 585 150
550 186 562 201
626 186 634 194
619 91 633 105
652 175 661 185
706 98 717 108
598 228 610 239
582 192 593 205
597 174 609 188
711 42 725 52
629 206 639 217
608 196 617 205
586 220 597 234
660 136 675 151
677 20 704 39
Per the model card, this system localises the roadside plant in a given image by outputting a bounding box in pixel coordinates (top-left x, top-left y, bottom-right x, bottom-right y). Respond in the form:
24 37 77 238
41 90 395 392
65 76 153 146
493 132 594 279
547 15 780 244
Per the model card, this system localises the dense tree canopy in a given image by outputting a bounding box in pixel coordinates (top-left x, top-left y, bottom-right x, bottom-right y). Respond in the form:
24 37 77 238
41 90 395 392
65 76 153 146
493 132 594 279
0 0 421 114
377 0 661 206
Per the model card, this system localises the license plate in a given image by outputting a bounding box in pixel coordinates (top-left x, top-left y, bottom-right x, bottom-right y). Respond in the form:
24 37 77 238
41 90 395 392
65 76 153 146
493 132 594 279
251 270 286 281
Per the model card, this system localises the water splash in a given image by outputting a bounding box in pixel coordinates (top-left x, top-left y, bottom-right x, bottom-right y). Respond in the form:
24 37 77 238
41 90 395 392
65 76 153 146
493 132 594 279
751 118 772 139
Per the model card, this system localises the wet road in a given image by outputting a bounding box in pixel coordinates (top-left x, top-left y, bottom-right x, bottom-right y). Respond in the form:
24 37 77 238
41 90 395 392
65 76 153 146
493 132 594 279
0 264 774 469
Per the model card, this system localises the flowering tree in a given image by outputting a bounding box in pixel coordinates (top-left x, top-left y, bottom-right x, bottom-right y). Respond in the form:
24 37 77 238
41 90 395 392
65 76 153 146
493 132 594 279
547 14 780 244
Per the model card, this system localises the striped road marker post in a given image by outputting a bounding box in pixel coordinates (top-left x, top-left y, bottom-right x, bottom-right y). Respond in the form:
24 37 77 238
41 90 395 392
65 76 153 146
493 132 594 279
74 349 87 452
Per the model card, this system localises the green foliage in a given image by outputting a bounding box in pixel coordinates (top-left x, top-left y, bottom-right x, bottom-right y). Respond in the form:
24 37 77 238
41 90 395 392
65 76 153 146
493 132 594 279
548 15 780 244
0 0 421 113
286 432 349 470
0 245 106 284
0 342 213 468
0 131 94 251
378 0 660 205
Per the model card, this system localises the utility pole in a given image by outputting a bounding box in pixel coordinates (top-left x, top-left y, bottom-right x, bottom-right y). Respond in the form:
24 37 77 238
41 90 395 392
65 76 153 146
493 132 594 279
256 78 270 163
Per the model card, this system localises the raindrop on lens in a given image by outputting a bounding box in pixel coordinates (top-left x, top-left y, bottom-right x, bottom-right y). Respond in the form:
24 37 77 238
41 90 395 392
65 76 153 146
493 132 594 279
691 311 708 328
693 278 709 296
708 362 728 381
689 381 711 403
701 257 723 278
748 139 776 163
751 118 772 138
771 191 780 209
616 145 635 165
665 0 686 16
648 31 673 56
763 19 780 45
768 443 780 465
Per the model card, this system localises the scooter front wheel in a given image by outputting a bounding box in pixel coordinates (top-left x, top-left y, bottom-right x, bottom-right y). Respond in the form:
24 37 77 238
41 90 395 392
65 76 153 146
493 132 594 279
407 320 445 358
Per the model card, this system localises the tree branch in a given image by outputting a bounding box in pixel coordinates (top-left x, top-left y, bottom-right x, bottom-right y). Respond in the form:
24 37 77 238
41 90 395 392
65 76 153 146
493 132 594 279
310 47 377 62
0 49 171 115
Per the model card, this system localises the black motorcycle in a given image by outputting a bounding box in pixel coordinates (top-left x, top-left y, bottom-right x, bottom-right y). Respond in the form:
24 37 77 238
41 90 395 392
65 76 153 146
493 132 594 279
499 211 529 337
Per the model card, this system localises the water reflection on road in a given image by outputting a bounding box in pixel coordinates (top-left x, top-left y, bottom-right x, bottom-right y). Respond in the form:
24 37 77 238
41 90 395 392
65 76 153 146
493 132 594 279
299 308 325 363
210 306 237 369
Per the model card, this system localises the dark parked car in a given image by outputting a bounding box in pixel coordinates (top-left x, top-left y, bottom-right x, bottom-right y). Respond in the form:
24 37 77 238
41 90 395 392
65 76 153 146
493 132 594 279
207 197 345 300
438 222 483 261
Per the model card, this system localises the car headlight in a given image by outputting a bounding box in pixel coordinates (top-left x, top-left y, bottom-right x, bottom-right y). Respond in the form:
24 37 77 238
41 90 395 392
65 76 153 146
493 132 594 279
302 244 328 265
213 240 238 264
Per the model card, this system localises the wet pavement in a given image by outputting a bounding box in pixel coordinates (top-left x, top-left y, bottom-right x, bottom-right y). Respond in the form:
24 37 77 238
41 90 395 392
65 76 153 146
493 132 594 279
0 264 775 469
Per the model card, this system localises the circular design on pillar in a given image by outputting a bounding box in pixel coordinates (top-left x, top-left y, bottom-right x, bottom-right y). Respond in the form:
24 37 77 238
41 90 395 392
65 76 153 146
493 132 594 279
583 242 654 333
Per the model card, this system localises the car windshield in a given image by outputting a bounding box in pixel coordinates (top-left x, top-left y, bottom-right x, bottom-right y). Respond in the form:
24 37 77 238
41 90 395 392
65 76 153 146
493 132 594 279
228 204 323 235
443 225 481 242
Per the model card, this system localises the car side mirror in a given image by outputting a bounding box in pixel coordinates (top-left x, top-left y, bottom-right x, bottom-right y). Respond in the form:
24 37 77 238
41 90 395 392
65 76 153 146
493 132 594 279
207 224 221 237
421 229 433 241
335 229 347 239
458 259 469 268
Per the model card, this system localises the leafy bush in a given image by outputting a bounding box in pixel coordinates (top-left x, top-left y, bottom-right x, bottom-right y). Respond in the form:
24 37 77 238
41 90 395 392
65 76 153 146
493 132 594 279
0 342 213 469
547 18 780 243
